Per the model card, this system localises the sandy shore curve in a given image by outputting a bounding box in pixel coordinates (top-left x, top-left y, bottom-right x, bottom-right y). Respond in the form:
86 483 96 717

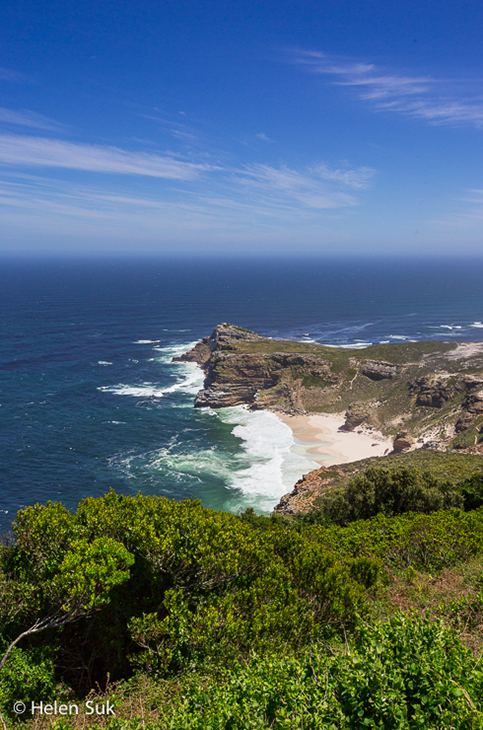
277 412 393 467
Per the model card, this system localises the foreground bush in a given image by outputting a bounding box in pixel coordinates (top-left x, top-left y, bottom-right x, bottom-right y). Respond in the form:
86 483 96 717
3 487 483 713
10 614 483 729
0 492 378 697
135 615 483 729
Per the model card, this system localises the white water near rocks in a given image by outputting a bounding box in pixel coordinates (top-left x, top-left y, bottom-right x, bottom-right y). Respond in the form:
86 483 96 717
101 342 320 513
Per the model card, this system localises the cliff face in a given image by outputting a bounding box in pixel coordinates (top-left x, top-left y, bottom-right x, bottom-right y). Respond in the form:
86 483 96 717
175 323 483 453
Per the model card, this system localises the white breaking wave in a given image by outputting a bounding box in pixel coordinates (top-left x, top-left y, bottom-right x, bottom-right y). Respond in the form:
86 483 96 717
99 383 168 398
216 406 320 510
134 339 161 344
149 446 238 483
98 361 113 365
161 362 205 396
100 339 320 513
98 341 204 400
98 363 204 400
470 322 483 328
120 405 321 513
153 340 200 363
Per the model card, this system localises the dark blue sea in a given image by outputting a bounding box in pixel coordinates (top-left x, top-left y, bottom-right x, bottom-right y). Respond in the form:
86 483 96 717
2 255 483 529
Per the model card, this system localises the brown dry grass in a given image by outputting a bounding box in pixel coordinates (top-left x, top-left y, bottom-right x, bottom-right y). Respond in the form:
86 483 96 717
372 556 483 654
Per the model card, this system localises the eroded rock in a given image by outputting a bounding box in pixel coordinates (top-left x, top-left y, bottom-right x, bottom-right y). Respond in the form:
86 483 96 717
393 431 414 453
341 404 371 431
358 359 402 380
409 375 455 408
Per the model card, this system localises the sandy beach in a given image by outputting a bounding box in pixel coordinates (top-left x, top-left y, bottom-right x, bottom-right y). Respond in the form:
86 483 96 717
277 412 393 467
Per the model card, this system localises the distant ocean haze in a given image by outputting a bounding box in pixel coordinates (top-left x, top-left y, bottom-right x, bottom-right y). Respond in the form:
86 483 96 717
1 255 483 529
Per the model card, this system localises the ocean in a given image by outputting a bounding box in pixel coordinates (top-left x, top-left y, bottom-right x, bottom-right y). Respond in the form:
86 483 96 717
2 255 483 529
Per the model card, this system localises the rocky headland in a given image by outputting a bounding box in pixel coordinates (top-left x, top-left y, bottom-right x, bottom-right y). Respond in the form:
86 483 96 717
175 323 483 513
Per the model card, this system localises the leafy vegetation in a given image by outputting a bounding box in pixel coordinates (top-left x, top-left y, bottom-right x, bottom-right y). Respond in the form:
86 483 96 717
308 465 464 525
303 464 483 527
3 460 483 727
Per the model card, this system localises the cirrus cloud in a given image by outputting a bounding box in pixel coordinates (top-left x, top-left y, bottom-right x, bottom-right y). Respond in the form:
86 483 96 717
293 50 483 127
0 134 215 179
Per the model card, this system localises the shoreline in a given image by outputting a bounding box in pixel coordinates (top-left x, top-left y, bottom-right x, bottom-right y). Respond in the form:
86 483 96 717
276 412 393 467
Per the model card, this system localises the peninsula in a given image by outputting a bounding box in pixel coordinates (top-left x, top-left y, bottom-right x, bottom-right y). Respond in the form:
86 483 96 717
175 323 483 512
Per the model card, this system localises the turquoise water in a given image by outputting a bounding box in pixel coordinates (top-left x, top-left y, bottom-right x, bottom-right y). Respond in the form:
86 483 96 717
2 255 483 528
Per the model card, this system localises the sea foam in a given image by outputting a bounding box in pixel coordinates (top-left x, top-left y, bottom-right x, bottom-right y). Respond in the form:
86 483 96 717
99 341 204 400
216 406 319 511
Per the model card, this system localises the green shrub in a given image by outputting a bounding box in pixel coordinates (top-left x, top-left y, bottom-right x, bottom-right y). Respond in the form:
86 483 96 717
314 466 463 526
299 506 483 571
460 473 483 511
0 644 57 720
155 614 483 729
1 493 378 688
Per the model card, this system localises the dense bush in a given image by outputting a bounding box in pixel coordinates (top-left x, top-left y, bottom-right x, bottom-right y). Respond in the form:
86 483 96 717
3 482 483 724
312 466 464 526
460 472 483 511
301 507 483 571
15 614 481 729
0 645 57 720
154 615 483 729
0 492 379 695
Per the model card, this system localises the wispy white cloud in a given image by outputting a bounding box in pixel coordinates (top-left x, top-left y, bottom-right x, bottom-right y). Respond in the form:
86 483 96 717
0 122 374 252
0 134 215 179
293 50 483 127
140 113 200 144
255 132 274 142
0 153 373 243
0 174 325 243
239 162 374 208
0 108 63 131
0 133 372 211
0 67 29 82
455 188 483 219
309 162 374 189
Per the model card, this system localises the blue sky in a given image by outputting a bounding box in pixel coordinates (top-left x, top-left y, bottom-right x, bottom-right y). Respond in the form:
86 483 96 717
1 0 483 255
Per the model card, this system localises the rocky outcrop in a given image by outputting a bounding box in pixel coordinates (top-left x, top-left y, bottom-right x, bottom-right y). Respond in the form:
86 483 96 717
173 339 211 367
273 463 352 515
421 440 446 451
464 389 483 415
357 359 402 381
273 450 483 515
455 414 475 433
392 431 414 453
173 324 265 367
194 352 281 408
341 404 372 431
207 323 267 352
408 374 456 408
